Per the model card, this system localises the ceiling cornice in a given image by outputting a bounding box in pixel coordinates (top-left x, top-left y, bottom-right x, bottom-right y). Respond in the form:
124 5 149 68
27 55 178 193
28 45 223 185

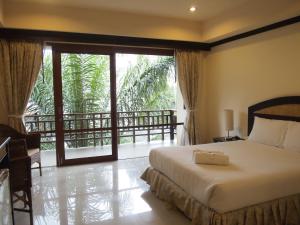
0 28 211 50
0 15 300 51
210 15 300 47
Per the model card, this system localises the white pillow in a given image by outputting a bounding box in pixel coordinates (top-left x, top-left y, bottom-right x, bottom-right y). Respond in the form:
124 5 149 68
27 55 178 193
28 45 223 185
248 117 288 147
283 121 300 153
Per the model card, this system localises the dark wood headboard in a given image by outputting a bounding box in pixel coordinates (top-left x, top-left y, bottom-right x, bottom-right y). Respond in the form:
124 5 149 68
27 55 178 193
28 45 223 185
248 96 300 135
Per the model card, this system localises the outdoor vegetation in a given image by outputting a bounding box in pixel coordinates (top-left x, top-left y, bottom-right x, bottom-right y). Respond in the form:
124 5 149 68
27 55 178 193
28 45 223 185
26 50 176 149
27 52 175 115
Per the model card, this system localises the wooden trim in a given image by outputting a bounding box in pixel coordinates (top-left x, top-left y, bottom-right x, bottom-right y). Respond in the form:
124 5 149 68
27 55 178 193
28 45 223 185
52 44 121 166
110 53 118 161
116 123 184 130
113 46 174 56
50 43 174 56
1 16 300 50
247 96 300 135
52 49 65 167
61 155 115 166
210 15 300 47
0 28 210 51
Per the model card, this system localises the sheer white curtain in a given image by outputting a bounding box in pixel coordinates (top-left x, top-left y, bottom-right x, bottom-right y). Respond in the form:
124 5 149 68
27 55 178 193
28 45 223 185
0 39 42 133
176 49 203 145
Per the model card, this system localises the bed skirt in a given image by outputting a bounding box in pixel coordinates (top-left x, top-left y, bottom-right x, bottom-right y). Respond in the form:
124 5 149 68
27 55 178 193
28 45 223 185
141 167 300 225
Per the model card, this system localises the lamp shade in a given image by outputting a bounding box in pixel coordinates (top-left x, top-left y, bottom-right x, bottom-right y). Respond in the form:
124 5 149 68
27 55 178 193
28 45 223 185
224 109 234 131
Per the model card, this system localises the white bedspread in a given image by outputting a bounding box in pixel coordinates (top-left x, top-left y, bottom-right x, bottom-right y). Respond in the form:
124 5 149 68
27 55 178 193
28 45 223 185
149 140 300 213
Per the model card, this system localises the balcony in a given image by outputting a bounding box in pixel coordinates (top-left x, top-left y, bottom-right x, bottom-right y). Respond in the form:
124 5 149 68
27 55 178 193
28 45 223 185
25 110 182 166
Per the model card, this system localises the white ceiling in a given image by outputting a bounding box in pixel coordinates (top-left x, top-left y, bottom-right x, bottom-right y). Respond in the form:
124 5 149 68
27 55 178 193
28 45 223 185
8 0 251 21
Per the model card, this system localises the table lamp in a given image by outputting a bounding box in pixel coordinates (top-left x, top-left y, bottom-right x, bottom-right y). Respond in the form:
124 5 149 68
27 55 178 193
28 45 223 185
224 109 233 140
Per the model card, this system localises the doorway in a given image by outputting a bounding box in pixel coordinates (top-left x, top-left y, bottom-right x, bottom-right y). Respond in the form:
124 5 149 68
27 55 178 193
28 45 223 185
25 44 178 166
115 53 177 158
52 44 118 166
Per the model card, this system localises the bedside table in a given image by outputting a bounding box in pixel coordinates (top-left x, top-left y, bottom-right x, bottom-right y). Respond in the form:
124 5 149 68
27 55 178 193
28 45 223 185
213 136 243 143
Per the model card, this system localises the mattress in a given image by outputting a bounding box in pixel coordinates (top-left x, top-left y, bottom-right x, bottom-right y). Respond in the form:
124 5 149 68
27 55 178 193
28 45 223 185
149 140 300 213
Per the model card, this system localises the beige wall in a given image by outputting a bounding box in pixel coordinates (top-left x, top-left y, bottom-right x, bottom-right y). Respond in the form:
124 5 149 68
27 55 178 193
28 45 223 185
4 0 300 42
3 1 202 42
2 0 300 136
204 23 300 142
202 0 300 41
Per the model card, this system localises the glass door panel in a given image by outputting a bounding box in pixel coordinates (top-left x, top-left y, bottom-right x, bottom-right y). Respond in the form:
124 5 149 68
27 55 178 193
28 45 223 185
53 45 117 166
115 53 176 159
61 53 112 160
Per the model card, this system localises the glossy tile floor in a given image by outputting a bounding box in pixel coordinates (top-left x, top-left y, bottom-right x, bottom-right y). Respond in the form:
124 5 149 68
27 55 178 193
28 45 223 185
41 140 176 167
15 158 191 225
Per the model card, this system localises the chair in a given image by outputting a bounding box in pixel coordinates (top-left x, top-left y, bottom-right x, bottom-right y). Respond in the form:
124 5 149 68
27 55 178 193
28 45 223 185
8 139 33 225
0 124 42 176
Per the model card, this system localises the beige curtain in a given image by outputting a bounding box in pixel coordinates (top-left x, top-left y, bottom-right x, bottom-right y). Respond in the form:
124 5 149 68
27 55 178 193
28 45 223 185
0 39 42 133
176 49 203 145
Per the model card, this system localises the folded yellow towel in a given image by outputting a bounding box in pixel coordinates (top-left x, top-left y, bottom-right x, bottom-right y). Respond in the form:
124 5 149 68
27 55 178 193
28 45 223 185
193 151 229 166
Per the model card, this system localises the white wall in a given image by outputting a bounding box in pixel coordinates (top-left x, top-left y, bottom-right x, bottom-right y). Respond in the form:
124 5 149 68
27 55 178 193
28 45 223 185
204 23 300 142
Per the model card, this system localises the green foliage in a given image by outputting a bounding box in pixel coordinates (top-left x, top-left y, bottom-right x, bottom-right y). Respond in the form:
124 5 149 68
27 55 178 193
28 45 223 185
27 52 176 148
117 55 175 111
27 53 54 115
61 54 110 114
29 53 175 115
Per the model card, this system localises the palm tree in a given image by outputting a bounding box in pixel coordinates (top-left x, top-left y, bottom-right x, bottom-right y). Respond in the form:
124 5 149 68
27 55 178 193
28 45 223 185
61 53 110 147
62 53 110 114
116 55 175 143
26 53 54 115
27 52 175 148
117 55 175 112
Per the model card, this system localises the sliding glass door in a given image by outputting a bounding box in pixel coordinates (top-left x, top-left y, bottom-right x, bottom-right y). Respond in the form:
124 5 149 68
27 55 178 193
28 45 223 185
52 44 117 166
50 44 175 166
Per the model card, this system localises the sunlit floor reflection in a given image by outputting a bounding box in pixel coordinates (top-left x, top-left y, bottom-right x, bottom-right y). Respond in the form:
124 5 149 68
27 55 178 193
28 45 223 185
40 140 176 167
14 158 191 225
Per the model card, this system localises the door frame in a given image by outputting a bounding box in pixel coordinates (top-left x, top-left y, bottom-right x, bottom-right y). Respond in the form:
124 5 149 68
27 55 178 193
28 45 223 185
52 44 118 166
51 43 174 166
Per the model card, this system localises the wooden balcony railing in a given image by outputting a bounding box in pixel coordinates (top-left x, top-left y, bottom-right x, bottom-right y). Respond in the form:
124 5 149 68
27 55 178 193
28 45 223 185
24 110 183 150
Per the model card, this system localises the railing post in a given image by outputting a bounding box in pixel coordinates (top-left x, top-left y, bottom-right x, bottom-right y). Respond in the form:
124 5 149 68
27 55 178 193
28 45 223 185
50 115 54 133
30 116 34 132
132 112 136 143
147 111 150 142
37 115 40 132
161 110 165 141
93 113 96 147
170 110 176 141
75 114 78 148
117 112 120 145
100 113 103 146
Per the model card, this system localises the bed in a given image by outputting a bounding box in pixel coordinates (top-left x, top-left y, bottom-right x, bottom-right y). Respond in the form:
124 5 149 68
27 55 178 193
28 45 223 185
141 96 300 225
